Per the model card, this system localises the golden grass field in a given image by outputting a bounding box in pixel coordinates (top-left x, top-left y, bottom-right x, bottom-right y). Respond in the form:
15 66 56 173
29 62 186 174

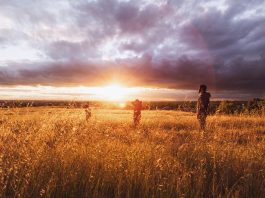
0 107 265 198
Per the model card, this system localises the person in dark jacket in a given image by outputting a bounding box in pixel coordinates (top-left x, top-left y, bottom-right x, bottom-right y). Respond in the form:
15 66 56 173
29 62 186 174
132 99 142 126
197 85 211 131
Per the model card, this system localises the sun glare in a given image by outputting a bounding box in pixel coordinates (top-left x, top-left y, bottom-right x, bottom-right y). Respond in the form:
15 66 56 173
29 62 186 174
118 102 126 108
95 83 130 101
70 83 141 101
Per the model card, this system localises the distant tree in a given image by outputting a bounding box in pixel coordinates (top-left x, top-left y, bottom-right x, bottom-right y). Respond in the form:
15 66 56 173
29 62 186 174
245 98 265 115
216 101 238 114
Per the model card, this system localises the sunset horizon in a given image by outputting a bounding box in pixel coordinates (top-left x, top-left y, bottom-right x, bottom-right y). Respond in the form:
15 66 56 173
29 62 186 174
0 84 262 102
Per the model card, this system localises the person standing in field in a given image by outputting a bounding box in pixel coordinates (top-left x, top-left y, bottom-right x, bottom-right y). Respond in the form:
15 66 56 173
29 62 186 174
197 84 211 131
132 99 142 126
84 102 91 121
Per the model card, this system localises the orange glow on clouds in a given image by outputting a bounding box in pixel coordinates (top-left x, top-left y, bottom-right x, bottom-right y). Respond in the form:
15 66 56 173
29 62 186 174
0 85 196 101
80 83 140 101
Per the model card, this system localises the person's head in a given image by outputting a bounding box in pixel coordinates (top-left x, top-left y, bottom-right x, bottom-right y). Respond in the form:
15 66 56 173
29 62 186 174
83 103 89 108
199 84 207 93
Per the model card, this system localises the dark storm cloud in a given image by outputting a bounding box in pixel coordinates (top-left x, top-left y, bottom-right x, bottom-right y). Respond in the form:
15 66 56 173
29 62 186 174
0 60 136 86
45 40 100 61
182 6 265 60
61 0 174 57
72 0 166 34
1 55 264 98
0 0 265 98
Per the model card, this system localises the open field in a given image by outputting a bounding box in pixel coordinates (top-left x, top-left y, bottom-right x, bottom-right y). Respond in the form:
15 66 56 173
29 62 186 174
1 108 265 197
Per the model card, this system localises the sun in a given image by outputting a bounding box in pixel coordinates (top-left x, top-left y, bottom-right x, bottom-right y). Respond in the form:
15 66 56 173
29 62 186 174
80 83 141 101
97 83 129 101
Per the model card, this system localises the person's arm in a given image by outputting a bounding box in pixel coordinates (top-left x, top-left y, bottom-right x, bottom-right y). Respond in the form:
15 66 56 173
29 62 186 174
197 98 200 118
206 93 211 114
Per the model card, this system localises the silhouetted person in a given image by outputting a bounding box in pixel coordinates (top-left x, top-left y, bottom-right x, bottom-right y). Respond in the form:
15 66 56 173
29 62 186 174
132 99 142 126
83 102 91 121
197 85 211 131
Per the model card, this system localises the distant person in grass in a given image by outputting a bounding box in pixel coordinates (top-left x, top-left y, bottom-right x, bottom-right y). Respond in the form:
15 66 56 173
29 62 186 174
132 99 142 126
84 102 91 121
197 84 211 131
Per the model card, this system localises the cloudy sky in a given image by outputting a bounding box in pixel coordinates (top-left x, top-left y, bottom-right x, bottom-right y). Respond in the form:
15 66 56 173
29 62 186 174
0 0 264 101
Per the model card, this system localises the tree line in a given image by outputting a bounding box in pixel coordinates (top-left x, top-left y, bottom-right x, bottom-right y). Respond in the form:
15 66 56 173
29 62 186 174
0 98 264 115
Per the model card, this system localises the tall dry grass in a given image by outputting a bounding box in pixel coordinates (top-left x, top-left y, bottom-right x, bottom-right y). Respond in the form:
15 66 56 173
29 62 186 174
0 108 265 198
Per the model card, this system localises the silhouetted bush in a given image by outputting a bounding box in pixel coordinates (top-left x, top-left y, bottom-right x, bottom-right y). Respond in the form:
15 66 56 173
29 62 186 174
245 98 265 115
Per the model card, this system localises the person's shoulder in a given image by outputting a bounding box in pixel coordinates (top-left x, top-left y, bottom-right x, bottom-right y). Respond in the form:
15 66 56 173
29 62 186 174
206 92 211 98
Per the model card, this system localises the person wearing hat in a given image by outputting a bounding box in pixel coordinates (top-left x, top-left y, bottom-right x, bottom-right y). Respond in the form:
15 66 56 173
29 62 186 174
197 85 211 131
